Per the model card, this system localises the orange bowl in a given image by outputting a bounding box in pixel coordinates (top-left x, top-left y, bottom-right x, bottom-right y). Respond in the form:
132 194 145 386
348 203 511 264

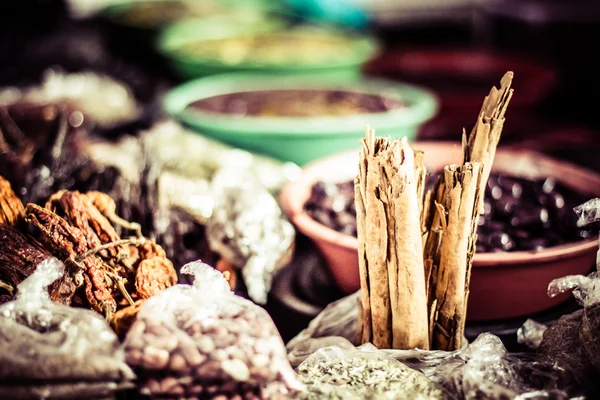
280 142 600 321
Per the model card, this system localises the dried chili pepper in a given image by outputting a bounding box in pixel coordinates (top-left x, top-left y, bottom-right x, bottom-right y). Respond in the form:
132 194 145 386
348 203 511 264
135 241 178 299
0 176 25 226
111 299 145 339
86 191 143 238
24 203 117 319
46 191 135 277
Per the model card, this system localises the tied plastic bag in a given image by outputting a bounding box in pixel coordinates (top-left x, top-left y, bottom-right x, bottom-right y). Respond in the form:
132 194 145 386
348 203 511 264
434 333 582 400
140 121 301 196
208 168 295 304
296 344 450 400
124 261 303 399
287 293 585 399
0 258 135 399
517 319 548 350
536 198 600 394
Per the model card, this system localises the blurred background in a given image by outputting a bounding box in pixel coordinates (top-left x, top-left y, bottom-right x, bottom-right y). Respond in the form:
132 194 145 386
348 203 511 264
1 0 599 162
1 0 600 350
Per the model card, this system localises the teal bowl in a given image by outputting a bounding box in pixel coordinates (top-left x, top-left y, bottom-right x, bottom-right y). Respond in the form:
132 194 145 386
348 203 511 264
102 0 277 31
157 19 379 79
163 73 439 165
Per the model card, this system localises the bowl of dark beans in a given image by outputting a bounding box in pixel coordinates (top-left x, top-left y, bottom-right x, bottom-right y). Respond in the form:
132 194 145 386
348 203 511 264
280 142 600 321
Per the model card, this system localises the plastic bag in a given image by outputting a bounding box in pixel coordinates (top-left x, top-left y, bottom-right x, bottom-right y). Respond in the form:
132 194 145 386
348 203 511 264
287 293 584 399
0 69 141 129
140 121 301 195
296 343 450 400
0 257 135 399
208 168 295 304
434 333 582 400
517 319 547 350
123 260 303 399
536 198 600 395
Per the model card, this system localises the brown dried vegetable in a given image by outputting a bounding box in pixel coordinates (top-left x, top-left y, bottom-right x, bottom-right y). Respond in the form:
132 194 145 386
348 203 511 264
25 203 117 318
34 190 176 325
0 163 178 330
0 176 25 226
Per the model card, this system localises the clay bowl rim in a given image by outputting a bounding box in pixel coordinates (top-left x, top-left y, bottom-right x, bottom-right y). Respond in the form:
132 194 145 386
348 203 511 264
280 141 599 268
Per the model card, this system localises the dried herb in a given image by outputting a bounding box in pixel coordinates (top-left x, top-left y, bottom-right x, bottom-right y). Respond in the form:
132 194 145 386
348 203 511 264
297 347 448 400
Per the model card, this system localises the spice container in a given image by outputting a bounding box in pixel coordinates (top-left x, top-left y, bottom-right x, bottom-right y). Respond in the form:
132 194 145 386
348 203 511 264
164 73 437 165
102 0 274 31
158 20 379 79
280 142 600 320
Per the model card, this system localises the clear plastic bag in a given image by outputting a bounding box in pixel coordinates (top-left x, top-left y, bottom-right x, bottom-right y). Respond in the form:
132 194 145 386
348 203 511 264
296 343 450 400
536 198 600 395
123 261 303 399
140 121 301 195
0 69 141 129
207 167 295 304
0 257 135 399
287 294 584 399
434 333 582 400
517 319 547 350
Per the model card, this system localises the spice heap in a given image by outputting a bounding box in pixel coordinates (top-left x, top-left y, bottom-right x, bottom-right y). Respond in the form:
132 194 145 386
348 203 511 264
356 72 514 351
0 174 178 332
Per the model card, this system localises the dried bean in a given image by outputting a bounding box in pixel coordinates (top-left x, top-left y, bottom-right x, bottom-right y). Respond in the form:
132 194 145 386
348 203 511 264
125 349 143 365
142 379 161 395
160 376 179 393
161 334 179 352
306 172 600 253
168 352 189 373
197 336 216 354
143 346 169 370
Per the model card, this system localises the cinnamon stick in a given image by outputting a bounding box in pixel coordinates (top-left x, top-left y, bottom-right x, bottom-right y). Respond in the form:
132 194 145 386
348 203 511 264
430 163 482 350
355 163 372 344
355 128 428 349
425 72 513 350
464 71 514 215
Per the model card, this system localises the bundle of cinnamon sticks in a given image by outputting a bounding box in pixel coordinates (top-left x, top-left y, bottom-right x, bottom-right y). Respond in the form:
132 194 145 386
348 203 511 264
356 72 514 351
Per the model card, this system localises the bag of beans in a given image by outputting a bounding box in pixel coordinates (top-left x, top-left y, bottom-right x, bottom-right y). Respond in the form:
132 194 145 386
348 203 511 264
124 260 303 400
0 258 135 399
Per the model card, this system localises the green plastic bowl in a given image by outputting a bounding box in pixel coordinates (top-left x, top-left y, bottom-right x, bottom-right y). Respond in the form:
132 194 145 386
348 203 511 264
163 73 439 165
157 18 379 79
102 0 275 31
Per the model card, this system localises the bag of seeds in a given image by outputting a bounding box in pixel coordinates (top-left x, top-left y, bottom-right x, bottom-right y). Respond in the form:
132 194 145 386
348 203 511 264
0 257 135 399
123 260 303 399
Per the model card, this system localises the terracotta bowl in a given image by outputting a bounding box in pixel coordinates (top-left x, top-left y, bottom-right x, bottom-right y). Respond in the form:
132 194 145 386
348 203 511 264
280 142 600 321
